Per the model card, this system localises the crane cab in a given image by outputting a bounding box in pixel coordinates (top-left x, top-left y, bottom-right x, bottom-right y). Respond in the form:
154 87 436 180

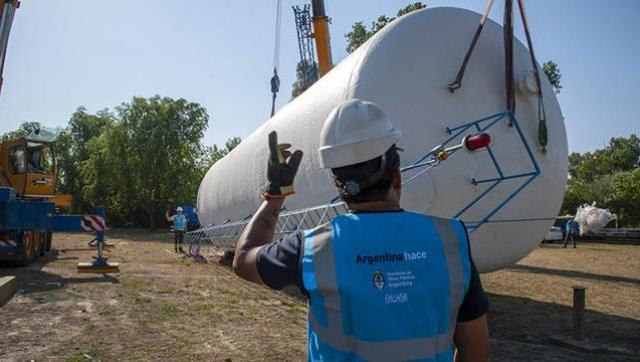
0 137 56 198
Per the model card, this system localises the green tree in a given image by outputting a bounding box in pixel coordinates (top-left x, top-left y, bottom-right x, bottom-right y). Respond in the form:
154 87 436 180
345 22 369 54
80 134 112 213
55 107 114 213
291 60 318 99
567 134 639 181
345 2 426 53
561 134 640 226
610 168 640 226
75 96 211 228
200 136 242 173
224 137 241 152
2 97 240 229
113 96 210 228
0 121 42 142
542 60 562 94
396 2 428 16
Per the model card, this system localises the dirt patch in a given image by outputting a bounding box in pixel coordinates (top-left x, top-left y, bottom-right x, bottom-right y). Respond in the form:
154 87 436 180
0 232 638 361
0 230 306 361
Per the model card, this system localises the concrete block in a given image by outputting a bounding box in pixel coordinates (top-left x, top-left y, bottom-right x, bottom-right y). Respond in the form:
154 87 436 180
0 276 16 306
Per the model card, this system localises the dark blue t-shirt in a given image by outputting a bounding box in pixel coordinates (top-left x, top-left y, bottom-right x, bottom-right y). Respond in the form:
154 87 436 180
256 217 489 322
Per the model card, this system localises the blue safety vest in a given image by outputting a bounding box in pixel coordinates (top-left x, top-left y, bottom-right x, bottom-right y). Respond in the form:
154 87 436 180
301 211 472 362
173 214 187 231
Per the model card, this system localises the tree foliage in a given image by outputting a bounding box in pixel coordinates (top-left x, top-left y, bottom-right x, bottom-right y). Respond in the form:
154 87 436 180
0 121 42 142
567 134 639 181
200 136 241 172
345 2 427 53
291 60 319 99
543 60 562 94
82 96 210 228
56 107 114 213
1 96 240 229
561 134 640 226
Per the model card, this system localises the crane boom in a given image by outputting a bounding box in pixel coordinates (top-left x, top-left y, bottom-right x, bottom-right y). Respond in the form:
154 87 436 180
311 0 333 77
0 0 19 95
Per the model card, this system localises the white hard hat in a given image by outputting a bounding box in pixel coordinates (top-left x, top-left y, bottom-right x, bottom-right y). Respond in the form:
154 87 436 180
176 207 183 212
318 99 402 169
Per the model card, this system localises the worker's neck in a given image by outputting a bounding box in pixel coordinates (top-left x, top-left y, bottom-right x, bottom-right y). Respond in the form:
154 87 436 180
348 200 401 213
347 188 401 213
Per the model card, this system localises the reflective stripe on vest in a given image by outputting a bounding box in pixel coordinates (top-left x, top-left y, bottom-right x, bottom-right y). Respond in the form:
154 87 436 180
301 212 471 361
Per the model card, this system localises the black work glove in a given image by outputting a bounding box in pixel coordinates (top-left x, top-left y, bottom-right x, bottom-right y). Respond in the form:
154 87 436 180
262 131 303 199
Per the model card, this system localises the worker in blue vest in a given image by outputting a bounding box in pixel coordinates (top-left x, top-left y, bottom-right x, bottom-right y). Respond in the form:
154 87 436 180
166 207 187 253
563 219 580 248
233 99 490 361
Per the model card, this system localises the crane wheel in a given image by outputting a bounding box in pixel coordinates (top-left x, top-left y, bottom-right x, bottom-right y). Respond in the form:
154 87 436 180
44 232 52 252
17 231 35 267
32 232 42 259
38 232 46 256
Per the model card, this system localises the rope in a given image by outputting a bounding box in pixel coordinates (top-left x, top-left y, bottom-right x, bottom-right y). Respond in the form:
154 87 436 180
517 0 548 152
273 0 282 72
504 0 515 118
449 1 548 149
448 0 495 92
270 0 283 117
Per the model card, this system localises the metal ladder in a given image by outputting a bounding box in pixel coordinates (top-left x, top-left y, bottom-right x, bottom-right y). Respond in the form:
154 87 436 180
184 202 350 252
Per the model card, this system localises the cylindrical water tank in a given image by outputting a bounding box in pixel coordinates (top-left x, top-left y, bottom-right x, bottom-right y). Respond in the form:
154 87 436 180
197 7 568 272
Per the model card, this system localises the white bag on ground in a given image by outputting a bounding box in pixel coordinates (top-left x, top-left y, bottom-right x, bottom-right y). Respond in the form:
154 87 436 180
574 202 618 235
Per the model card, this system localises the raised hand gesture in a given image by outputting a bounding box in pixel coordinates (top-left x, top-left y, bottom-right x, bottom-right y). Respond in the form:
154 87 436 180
263 131 303 199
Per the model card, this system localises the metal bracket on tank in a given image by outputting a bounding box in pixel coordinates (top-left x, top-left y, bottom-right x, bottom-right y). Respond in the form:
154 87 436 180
405 111 540 232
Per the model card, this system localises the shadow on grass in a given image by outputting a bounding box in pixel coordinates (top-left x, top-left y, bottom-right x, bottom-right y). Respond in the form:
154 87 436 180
508 264 640 285
0 249 119 295
106 228 173 243
488 292 639 360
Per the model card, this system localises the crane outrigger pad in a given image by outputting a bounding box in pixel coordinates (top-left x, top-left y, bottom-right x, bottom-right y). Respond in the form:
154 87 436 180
77 262 119 274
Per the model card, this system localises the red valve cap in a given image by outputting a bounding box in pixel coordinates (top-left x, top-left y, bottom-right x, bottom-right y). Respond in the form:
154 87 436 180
464 133 492 151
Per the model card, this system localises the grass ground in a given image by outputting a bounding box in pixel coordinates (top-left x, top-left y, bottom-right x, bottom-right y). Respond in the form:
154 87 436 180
483 242 640 361
0 231 638 361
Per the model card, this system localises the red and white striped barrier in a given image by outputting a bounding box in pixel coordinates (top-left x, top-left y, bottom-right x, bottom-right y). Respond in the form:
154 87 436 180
0 239 17 247
81 215 106 232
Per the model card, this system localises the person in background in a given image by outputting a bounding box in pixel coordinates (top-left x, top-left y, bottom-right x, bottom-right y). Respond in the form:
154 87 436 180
166 207 187 253
563 218 580 248
232 99 490 361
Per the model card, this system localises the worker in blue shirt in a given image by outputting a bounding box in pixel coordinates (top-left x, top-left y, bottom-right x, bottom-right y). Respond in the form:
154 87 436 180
166 207 187 253
233 99 490 361
563 219 580 248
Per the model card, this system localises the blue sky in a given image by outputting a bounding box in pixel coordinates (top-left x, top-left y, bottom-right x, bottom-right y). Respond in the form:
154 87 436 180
0 0 638 153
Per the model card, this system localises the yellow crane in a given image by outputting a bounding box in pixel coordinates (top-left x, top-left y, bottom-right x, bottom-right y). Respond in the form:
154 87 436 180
0 3 116 272
273 0 334 115
311 0 333 77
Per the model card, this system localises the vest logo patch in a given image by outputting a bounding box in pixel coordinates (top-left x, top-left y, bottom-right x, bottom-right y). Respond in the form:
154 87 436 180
373 270 385 290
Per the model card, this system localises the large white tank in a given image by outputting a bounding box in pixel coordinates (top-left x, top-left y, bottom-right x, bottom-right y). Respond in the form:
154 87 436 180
197 7 568 272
